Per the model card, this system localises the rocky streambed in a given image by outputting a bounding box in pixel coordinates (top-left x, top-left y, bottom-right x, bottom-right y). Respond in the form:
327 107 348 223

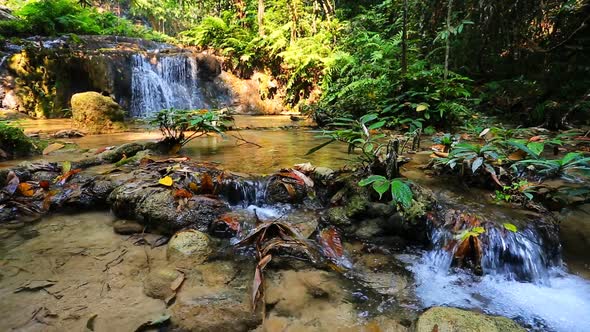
0 139 589 331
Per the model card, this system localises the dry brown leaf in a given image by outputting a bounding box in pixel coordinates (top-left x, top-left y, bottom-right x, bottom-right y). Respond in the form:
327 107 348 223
508 150 527 161
170 272 185 291
43 143 65 155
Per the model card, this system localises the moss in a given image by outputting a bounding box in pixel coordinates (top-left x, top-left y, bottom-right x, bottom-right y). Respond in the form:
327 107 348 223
0 121 36 158
416 307 525 332
71 91 126 134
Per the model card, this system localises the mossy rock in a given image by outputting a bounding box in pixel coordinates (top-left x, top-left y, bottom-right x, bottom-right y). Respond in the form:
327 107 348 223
416 307 525 332
0 121 36 159
71 91 126 134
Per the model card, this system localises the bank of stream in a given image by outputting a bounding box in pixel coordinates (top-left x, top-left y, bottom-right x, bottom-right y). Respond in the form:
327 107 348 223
1 117 590 332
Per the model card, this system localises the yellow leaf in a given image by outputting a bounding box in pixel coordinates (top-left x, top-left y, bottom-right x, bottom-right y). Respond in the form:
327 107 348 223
159 176 174 187
62 161 71 174
416 103 429 112
43 143 65 155
189 182 199 192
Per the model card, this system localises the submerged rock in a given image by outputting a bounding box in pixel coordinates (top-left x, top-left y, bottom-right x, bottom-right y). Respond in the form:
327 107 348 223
167 230 213 268
415 307 525 332
143 267 182 300
113 219 144 235
171 292 260 332
71 92 126 134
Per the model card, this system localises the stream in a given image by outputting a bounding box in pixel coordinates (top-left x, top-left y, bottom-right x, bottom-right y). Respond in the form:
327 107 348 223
1 118 590 331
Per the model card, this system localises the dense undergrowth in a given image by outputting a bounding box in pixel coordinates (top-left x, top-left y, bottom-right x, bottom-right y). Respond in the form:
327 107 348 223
0 0 169 41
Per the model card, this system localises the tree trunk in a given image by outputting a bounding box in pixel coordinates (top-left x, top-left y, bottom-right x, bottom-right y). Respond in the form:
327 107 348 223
401 0 408 76
444 0 453 81
258 0 265 36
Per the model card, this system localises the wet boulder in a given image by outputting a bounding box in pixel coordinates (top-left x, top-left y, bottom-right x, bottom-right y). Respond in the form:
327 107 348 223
113 219 144 235
416 307 525 332
71 92 126 134
167 229 213 268
108 182 229 235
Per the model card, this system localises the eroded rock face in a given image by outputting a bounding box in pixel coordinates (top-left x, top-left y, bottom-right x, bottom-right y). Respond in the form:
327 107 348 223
71 92 126 134
415 307 525 332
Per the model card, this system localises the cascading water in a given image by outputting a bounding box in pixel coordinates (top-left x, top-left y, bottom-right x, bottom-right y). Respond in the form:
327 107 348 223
399 223 590 331
130 54 207 117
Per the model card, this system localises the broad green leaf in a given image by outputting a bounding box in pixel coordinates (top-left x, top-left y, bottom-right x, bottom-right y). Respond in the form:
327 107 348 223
368 121 386 130
358 175 387 186
503 223 518 232
526 142 545 157
561 152 581 165
62 161 72 174
372 180 390 199
391 179 413 209
472 226 485 234
472 157 484 173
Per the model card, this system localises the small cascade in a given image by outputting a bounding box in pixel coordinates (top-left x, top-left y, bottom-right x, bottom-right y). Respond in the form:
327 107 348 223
426 224 555 283
220 178 269 207
130 54 206 117
400 219 590 331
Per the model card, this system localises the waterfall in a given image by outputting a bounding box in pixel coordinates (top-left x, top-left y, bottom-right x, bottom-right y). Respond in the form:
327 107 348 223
130 54 206 118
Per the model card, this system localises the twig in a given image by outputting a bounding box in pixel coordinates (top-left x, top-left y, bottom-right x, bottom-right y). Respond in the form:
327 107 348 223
230 131 262 148
103 249 127 272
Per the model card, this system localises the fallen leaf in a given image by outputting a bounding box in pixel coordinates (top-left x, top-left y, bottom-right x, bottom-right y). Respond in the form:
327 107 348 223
508 150 527 161
43 143 65 155
39 180 51 190
528 136 542 142
189 182 199 192
170 272 185 291
4 171 19 195
134 314 170 332
431 144 448 153
282 182 297 199
15 280 56 293
173 189 193 199
158 176 174 187
291 169 314 187
62 161 72 174
252 254 272 310
433 151 449 158
479 128 490 138
200 173 214 194
503 223 518 232
56 169 81 185
86 314 98 331
17 183 34 197
318 228 344 263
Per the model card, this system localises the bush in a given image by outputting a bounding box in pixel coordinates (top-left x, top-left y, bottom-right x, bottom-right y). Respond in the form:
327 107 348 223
0 121 35 159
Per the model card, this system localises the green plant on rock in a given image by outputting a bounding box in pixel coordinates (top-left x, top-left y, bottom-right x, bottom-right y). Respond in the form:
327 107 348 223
150 108 233 151
358 175 413 209
494 180 536 203
439 142 503 178
512 152 590 181
0 121 35 159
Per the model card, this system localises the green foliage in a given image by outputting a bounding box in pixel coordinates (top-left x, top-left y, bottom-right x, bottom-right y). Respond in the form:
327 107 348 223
307 113 386 167
0 121 35 158
1 0 168 41
441 142 502 176
150 108 233 149
494 180 535 203
512 152 590 181
358 175 413 209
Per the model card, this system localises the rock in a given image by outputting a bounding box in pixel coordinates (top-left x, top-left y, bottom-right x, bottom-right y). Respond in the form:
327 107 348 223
171 292 260 332
71 92 126 134
415 307 525 332
0 5 15 20
167 230 213 268
51 129 85 138
195 54 222 81
113 219 144 235
265 177 307 204
143 267 182 300
324 206 351 227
